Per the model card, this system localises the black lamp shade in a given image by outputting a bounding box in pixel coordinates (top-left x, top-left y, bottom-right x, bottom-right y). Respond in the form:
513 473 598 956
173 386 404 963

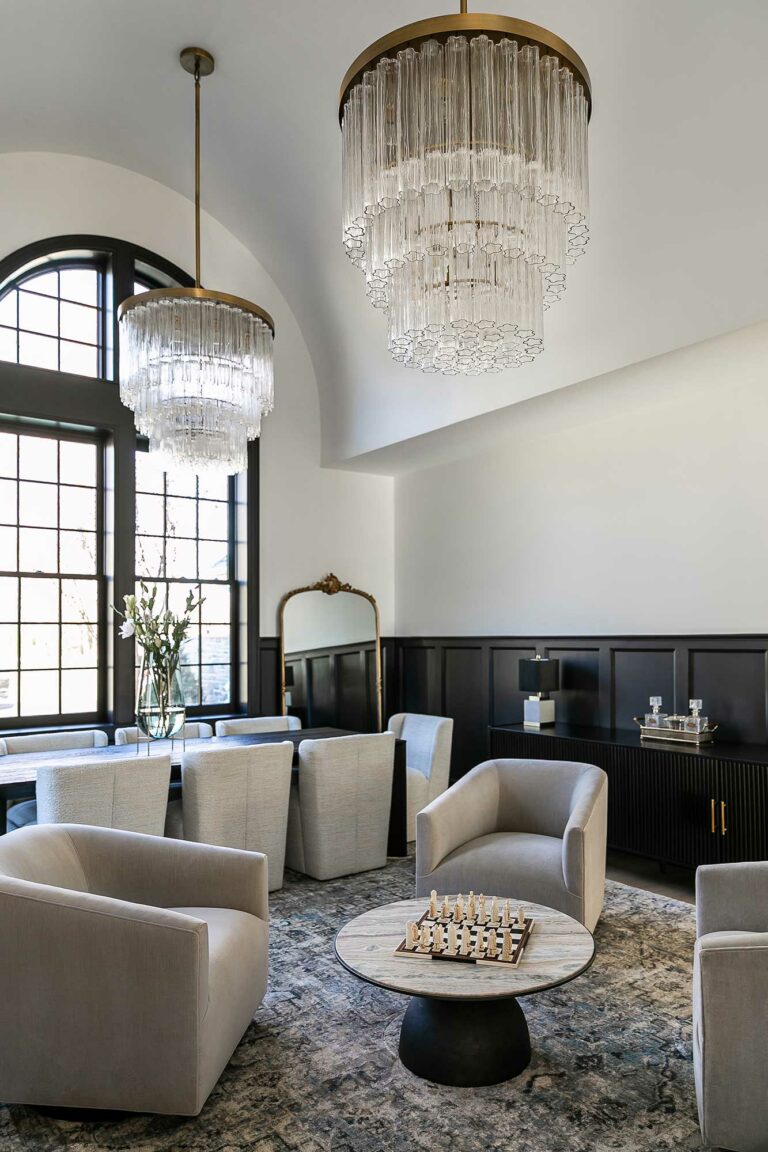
284 665 295 688
519 658 560 694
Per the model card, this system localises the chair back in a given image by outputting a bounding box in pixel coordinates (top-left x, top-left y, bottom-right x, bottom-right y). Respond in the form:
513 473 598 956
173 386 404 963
0 823 89 890
297 732 394 877
181 742 293 890
114 722 213 745
387 713 453 800
0 729 108 756
495 759 603 838
215 716 301 736
36 755 171 837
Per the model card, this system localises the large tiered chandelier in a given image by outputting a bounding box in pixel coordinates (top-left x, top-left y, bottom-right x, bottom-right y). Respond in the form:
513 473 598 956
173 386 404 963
119 48 274 474
340 3 591 375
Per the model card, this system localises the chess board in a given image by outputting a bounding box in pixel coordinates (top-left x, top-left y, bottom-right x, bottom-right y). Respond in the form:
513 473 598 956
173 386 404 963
394 899 534 968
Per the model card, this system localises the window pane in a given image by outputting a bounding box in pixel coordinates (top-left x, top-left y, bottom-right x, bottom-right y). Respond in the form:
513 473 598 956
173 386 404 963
60 485 96 531
0 292 17 327
60 340 98 377
0 480 17 524
19 527 58 573
201 625 230 665
0 671 18 718
60 440 96 486
19 435 57 482
21 623 59 669
135 451 164 494
24 271 58 298
60 300 97 344
21 577 58 622
166 538 196 579
18 331 58 370
200 583 230 624
0 432 17 477
18 290 58 336
136 493 164 536
198 540 228 580
178 664 201 706
0 577 18 621
0 327 17 363
136 535 164 579
167 582 195 616
180 626 200 666
61 668 98 713
166 472 196 498
59 268 98 306
61 623 98 668
197 474 228 501
20 669 58 715
201 665 230 705
61 579 97 623
166 497 196 538
0 625 18 668
60 530 97 575
19 481 57 527
198 500 228 540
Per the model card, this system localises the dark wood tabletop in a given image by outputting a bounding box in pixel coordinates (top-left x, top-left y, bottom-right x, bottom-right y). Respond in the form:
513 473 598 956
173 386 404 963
0 727 408 855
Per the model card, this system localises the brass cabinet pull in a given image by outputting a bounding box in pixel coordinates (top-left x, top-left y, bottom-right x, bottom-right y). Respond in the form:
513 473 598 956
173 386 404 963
720 800 727 835
710 798 716 833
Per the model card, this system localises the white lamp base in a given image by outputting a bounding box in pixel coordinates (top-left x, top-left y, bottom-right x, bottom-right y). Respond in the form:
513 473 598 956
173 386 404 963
523 697 556 729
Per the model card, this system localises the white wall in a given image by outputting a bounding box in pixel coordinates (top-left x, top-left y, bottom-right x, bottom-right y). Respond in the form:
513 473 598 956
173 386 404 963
395 321 768 636
0 152 395 635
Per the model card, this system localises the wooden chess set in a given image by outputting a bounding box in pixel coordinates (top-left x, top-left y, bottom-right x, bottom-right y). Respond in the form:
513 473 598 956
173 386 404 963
394 891 534 968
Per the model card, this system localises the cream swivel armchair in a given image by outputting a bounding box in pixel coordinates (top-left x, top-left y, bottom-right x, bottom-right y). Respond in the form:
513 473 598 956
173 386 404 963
1 728 109 832
416 758 608 931
215 715 302 736
166 742 294 891
0 824 268 1115
114 721 213 744
694 861 768 1152
286 732 395 880
387 713 453 840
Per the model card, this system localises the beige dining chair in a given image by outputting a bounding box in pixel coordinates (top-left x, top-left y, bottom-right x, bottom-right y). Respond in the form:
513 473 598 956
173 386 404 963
1 729 109 832
387 713 453 840
215 716 302 736
36 755 172 837
166 742 294 891
114 722 213 745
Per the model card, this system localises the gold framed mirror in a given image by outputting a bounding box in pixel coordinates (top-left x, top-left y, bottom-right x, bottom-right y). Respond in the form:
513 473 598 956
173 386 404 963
278 573 383 732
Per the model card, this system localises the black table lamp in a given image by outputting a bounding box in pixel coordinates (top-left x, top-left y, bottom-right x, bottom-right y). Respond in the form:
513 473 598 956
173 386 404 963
519 655 560 729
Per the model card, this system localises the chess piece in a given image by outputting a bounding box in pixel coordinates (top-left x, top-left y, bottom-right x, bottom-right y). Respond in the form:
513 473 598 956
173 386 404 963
448 922 458 952
501 930 513 962
487 929 498 958
460 925 471 955
517 904 526 929
490 896 500 926
441 895 450 920
454 894 464 922
467 891 476 920
420 922 431 950
502 899 511 927
473 928 484 956
478 894 487 923
429 890 438 918
407 922 419 950
434 924 444 951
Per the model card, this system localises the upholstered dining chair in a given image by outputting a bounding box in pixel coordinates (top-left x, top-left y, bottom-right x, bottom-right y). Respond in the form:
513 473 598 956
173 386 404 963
286 732 395 880
36 755 172 837
166 742 294 891
115 721 213 745
416 758 608 931
215 715 302 736
1 729 109 832
387 713 453 840
693 861 768 1152
0 823 268 1115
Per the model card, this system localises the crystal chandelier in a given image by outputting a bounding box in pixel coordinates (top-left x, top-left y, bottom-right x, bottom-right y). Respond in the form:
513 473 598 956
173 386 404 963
340 3 591 375
119 47 274 474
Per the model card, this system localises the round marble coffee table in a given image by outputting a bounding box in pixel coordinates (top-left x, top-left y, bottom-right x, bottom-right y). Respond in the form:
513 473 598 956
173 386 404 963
335 897 595 1087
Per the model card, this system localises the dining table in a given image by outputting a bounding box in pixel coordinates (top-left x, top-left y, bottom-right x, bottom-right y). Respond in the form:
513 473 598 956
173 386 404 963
0 726 408 856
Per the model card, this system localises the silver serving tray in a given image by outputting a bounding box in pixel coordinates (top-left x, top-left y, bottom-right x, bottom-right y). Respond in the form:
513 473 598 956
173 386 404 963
633 718 718 745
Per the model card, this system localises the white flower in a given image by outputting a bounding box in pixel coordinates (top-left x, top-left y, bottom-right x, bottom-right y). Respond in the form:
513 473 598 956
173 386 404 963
119 620 135 639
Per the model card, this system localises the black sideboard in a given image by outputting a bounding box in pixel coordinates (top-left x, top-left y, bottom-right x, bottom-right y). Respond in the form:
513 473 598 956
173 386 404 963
489 723 768 869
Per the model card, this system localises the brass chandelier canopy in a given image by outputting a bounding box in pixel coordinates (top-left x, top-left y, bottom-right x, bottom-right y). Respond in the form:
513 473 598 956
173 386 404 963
119 47 275 475
339 2 592 375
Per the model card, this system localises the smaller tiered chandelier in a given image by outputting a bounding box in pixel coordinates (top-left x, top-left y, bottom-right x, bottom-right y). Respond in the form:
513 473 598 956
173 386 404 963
339 2 591 375
119 48 274 474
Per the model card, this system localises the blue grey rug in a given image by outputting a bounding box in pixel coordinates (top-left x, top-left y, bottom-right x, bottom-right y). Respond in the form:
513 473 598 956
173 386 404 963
0 856 703 1151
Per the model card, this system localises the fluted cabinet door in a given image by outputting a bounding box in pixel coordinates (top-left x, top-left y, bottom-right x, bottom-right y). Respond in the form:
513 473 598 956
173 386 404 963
719 763 768 863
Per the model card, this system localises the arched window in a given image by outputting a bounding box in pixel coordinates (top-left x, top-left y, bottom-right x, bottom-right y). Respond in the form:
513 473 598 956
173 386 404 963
0 236 254 731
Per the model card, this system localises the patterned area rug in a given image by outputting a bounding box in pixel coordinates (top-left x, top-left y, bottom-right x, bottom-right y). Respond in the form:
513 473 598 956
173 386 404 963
0 857 704 1151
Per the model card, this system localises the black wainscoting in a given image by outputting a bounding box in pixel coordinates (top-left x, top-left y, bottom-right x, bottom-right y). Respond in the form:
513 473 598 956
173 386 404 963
285 641 379 732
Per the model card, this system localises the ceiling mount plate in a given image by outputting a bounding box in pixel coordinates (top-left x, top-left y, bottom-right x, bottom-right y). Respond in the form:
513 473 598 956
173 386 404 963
180 47 215 77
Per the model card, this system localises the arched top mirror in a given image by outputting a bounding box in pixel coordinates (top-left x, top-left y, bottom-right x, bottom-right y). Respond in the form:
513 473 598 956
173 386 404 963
279 573 382 732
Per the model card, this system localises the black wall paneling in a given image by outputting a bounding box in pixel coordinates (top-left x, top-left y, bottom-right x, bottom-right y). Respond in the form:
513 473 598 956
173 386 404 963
285 640 379 733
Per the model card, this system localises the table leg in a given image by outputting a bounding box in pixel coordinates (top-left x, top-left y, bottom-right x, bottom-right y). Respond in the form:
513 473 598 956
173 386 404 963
387 740 408 857
398 995 531 1086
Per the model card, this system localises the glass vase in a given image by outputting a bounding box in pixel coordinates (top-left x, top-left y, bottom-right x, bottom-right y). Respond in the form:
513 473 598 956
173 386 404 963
136 650 186 740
